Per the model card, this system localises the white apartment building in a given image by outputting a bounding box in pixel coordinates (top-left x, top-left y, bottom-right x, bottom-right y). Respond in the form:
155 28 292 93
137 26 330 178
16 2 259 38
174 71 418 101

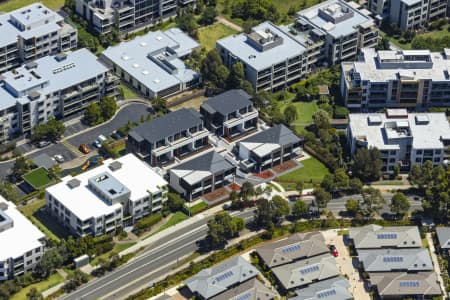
341 48 450 110
0 196 46 281
0 3 77 74
347 109 450 173
45 154 168 237
0 48 118 144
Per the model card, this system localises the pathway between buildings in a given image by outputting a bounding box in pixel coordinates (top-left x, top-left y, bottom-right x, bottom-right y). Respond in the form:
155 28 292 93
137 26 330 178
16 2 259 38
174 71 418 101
216 16 243 32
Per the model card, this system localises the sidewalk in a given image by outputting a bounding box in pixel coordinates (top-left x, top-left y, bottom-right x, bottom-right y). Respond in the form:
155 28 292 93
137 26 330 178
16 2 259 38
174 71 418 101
426 233 447 296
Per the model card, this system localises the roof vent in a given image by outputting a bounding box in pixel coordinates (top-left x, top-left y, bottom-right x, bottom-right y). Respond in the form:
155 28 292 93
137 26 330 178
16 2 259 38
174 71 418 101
108 161 122 172
67 178 81 189
156 36 162 41
153 79 160 84
121 55 130 61
140 42 147 47
132 63 139 68
55 53 67 62
142 70 149 75
0 202 8 211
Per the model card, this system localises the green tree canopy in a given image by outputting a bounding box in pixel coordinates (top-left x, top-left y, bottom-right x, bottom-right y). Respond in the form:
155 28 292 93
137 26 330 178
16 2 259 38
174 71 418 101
352 147 382 182
390 192 411 215
84 102 103 125
284 104 298 124
292 199 309 219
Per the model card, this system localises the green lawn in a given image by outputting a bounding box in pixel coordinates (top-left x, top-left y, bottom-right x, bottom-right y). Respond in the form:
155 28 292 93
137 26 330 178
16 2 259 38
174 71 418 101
22 167 54 190
198 23 238 51
154 212 189 234
381 24 450 50
188 201 208 215
0 0 64 11
280 101 319 124
91 242 136 265
276 157 330 189
120 84 140 99
10 273 64 300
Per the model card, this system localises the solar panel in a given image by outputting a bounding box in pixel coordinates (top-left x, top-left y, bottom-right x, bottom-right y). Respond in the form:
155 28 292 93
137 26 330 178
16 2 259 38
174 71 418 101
376 233 398 239
282 244 301 254
235 292 252 300
300 265 320 275
317 289 337 298
383 256 403 263
399 281 420 287
215 270 234 282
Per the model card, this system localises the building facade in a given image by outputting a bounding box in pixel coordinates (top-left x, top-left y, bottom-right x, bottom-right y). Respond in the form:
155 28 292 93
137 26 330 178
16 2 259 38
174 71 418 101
45 154 168 236
169 151 236 201
0 196 46 281
341 48 450 109
0 3 77 74
127 108 210 167
347 109 450 173
101 28 200 99
0 49 118 144
200 89 258 139
75 0 195 34
237 124 302 173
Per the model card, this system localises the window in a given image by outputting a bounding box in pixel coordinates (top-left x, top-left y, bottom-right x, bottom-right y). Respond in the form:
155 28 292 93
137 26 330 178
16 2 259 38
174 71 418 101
26 251 32 257
434 157 440 162
416 150 422 155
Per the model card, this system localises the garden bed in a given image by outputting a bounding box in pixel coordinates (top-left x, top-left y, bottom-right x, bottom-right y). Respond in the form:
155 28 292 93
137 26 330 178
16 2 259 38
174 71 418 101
228 183 241 191
272 160 298 174
203 187 229 202
253 170 275 179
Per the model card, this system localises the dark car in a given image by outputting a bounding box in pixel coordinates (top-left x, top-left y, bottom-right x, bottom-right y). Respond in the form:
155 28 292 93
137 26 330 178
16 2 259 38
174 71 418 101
111 131 123 140
329 245 338 257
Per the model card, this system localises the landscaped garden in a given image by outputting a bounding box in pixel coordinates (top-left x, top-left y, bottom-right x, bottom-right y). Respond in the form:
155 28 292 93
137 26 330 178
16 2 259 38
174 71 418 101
276 157 330 190
22 167 55 190
197 23 238 51
0 0 64 11
10 273 64 300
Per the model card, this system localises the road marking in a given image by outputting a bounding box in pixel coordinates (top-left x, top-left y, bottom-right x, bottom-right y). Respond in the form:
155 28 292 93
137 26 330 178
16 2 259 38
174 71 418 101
60 140 83 158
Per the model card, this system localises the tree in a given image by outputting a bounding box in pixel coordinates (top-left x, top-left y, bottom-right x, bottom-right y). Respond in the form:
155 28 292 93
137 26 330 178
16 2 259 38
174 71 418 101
0 179 18 202
206 212 244 247
153 97 168 115
240 80 254 95
333 168 349 190
84 102 103 125
284 104 298 124
11 156 32 181
314 187 331 213
166 193 185 212
292 199 309 219
200 49 229 88
352 147 382 182
63 270 89 292
361 187 386 217
409 160 434 189
254 198 272 228
199 6 217 25
227 62 245 89
349 178 363 194
320 174 335 192
296 181 304 195
312 110 331 129
345 198 359 216
99 97 117 120
26 288 43 300
239 181 255 202
390 192 410 215
176 12 198 37
35 248 63 279
32 117 65 142
271 195 289 222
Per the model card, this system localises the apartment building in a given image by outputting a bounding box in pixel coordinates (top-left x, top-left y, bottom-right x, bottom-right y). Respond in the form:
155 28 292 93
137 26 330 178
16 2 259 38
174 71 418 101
347 109 450 173
127 108 210 167
169 151 236 201
101 28 200 99
0 3 77 74
295 0 378 65
200 89 258 139
0 196 46 281
75 0 195 34
237 124 302 173
341 48 450 109
0 49 118 144
45 154 168 236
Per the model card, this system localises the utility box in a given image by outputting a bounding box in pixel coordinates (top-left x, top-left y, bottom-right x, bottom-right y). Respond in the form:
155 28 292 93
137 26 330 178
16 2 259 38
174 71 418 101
74 254 89 269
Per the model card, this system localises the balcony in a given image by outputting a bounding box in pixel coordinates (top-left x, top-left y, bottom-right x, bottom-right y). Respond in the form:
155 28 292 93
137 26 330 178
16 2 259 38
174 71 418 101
224 110 258 128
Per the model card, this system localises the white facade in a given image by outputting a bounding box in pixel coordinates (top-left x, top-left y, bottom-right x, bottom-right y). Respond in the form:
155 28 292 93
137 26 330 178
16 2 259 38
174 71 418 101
45 154 168 237
347 109 450 173
0 196 45 281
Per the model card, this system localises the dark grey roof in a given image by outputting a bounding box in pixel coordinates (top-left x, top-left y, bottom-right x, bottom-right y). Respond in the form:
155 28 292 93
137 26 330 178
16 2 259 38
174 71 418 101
31 153 56 170
129 108 203 143
369 272 441 297
185 256 260 299
255 232 329 268
210 278 278 300
201 89 252 116
291 277 352 300
436 227 450 249
239 124 302 146
358 248 433 272
172 151 235 173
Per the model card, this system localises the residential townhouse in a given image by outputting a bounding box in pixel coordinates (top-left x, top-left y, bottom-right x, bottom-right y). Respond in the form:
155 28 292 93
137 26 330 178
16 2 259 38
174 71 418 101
45 154 168 237
209 278 278 300
200 89 258 139
271 253 340 291
75 0 194 34
100 28 200 99
349 225 422 250
435 227 450 254
237 124 302 173
290 277 353 300
341 48 450 109
169 151 236 201
184 256 260 300
255 232 329 269
347 109 450 173
0 48 119 144
357 248 433 272
127 108 210 167
0 196 46 281
0 3 77 74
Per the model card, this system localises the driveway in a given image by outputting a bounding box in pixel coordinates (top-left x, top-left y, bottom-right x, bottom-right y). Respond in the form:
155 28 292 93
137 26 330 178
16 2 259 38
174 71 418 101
322 229 371 300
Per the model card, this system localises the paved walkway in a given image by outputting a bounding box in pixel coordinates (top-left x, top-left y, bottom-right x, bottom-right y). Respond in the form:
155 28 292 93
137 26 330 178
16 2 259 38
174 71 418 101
427 232 447 296
216 16 243 32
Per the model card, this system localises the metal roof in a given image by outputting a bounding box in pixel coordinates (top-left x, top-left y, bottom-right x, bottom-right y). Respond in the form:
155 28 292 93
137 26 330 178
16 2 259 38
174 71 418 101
291 277 352 300
369 272 441 297
209 278 278 300
349 225 422 249
171 151 235 173
436 227 450 249
239 124 302 146
358 248 433 272
201 89 253 116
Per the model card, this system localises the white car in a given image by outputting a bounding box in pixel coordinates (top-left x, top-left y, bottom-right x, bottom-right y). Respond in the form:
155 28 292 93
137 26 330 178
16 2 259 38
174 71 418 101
93 135 107 148
54 154 64 163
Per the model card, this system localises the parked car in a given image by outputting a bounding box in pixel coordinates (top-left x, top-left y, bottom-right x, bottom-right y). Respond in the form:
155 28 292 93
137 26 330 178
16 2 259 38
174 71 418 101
54 154 64 163
93 135 107 148
79 144 90 154
111 131 123 140
329 245 338 257
38 140 51 148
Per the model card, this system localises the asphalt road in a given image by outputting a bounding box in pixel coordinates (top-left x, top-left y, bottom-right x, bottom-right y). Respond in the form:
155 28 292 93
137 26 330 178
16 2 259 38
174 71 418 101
0 103 152 180
61 210 255 300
